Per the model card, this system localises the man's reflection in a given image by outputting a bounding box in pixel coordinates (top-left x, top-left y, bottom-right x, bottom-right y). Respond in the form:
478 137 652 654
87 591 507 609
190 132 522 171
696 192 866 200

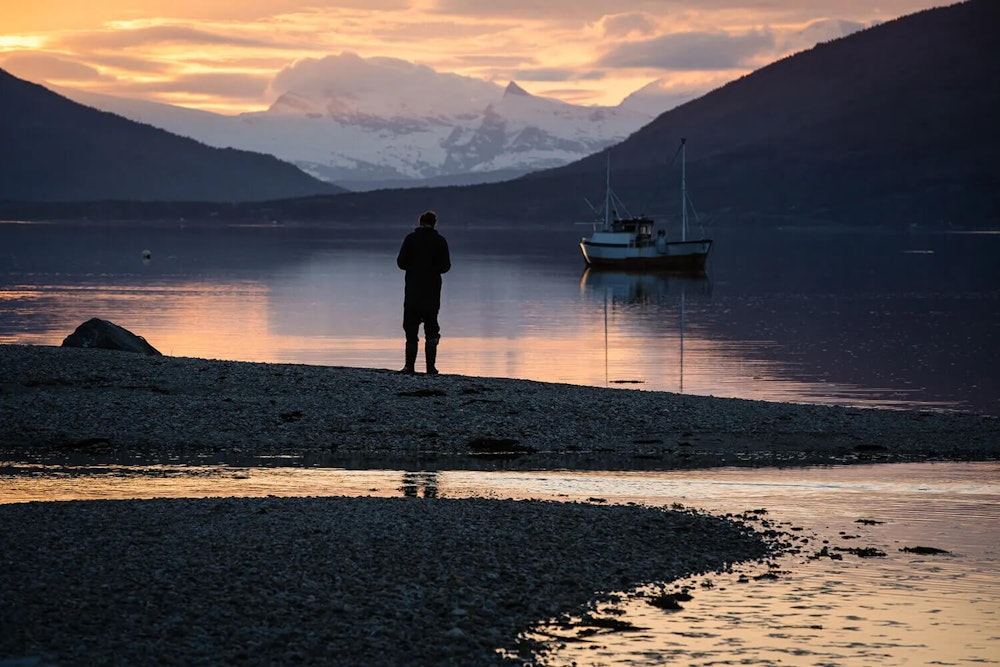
400 471 439 498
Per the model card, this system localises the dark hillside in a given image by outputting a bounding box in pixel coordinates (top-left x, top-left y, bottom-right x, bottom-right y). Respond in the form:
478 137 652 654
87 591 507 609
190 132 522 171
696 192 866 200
537 0 999 225
0 69 344 203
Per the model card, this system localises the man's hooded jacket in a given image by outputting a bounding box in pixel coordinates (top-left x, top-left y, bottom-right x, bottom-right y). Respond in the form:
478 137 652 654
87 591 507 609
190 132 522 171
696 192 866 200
397 226 451 311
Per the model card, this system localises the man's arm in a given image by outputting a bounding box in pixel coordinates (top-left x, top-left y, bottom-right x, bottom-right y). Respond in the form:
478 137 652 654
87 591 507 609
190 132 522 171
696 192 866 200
436 238 451 275
396 236 411 270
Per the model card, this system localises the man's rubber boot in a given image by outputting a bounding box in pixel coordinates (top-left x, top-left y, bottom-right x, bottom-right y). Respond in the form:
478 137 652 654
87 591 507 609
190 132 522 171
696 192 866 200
425 337 439 375
399 341 418 374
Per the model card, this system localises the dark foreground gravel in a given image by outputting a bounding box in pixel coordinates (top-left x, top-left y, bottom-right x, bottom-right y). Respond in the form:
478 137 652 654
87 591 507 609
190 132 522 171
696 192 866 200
0 496 771 666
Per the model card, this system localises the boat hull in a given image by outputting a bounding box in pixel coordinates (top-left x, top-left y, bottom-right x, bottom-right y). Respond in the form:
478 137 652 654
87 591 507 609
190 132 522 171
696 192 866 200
580 239 712 271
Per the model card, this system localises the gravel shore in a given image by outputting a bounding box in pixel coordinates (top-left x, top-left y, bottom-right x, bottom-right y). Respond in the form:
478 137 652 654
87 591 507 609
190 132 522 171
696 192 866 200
0 496 772 666
1 344 997 468
1 344 997 666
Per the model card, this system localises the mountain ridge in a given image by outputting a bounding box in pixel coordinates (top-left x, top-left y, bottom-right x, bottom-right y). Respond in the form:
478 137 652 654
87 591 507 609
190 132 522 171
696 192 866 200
0 69 344 203
52 55 655 191
3 0 997 227
234 0 997 228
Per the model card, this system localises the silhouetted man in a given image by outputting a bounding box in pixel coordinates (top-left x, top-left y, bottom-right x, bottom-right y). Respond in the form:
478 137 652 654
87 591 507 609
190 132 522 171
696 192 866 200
396 210 451 374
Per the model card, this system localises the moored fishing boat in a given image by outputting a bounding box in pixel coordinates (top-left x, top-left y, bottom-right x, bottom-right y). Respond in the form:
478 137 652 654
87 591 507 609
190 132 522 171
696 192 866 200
580 139 712 271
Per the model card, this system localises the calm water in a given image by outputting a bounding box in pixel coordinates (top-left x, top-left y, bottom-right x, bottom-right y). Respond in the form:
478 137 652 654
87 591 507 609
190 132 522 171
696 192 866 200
1 462 997 666
0 219 998 414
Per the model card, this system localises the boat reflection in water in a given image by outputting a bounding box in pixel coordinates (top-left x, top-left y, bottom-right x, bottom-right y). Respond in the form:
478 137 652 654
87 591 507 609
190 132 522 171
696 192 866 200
579 268 712 391
579 267 711 304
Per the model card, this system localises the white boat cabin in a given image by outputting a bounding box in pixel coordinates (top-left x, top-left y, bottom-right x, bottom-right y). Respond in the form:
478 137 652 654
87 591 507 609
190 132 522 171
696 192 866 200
588 217 662 248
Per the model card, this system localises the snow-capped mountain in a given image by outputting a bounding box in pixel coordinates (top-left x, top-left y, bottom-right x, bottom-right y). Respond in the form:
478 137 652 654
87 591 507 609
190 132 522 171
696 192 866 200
57 55 655 191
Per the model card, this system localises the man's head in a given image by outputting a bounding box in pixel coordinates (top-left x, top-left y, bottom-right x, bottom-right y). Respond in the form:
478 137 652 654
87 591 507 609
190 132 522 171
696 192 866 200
419 210 438 228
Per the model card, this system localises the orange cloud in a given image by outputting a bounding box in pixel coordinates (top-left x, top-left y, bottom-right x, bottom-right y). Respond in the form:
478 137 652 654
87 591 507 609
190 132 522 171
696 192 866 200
0 1 946 111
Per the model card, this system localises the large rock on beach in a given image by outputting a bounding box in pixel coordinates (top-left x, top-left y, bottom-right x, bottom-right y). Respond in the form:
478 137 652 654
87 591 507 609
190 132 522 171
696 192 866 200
61 318 161 355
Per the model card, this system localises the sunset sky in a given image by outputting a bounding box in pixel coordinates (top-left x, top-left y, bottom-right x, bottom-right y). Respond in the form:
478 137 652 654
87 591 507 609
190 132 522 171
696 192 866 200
1 0 945 114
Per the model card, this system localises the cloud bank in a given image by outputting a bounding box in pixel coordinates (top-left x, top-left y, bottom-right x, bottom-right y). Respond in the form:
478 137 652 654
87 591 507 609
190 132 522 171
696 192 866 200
0 1 933 111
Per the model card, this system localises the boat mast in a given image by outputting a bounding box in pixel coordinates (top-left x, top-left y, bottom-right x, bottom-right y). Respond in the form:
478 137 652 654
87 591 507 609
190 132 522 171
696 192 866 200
604 152 611 230
680 138 688 242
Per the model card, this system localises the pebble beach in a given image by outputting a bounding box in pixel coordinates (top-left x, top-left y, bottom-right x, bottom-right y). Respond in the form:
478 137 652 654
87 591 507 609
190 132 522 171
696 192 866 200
1 344 997 665
2 345 997 468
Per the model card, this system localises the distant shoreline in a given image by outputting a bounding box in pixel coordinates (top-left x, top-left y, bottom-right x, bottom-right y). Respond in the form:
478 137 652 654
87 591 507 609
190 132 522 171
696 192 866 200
3 344 996 469
1 212 988 233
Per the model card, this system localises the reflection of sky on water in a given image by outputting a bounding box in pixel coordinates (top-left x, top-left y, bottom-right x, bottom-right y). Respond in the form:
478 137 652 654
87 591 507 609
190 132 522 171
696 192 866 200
1 221 996 414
